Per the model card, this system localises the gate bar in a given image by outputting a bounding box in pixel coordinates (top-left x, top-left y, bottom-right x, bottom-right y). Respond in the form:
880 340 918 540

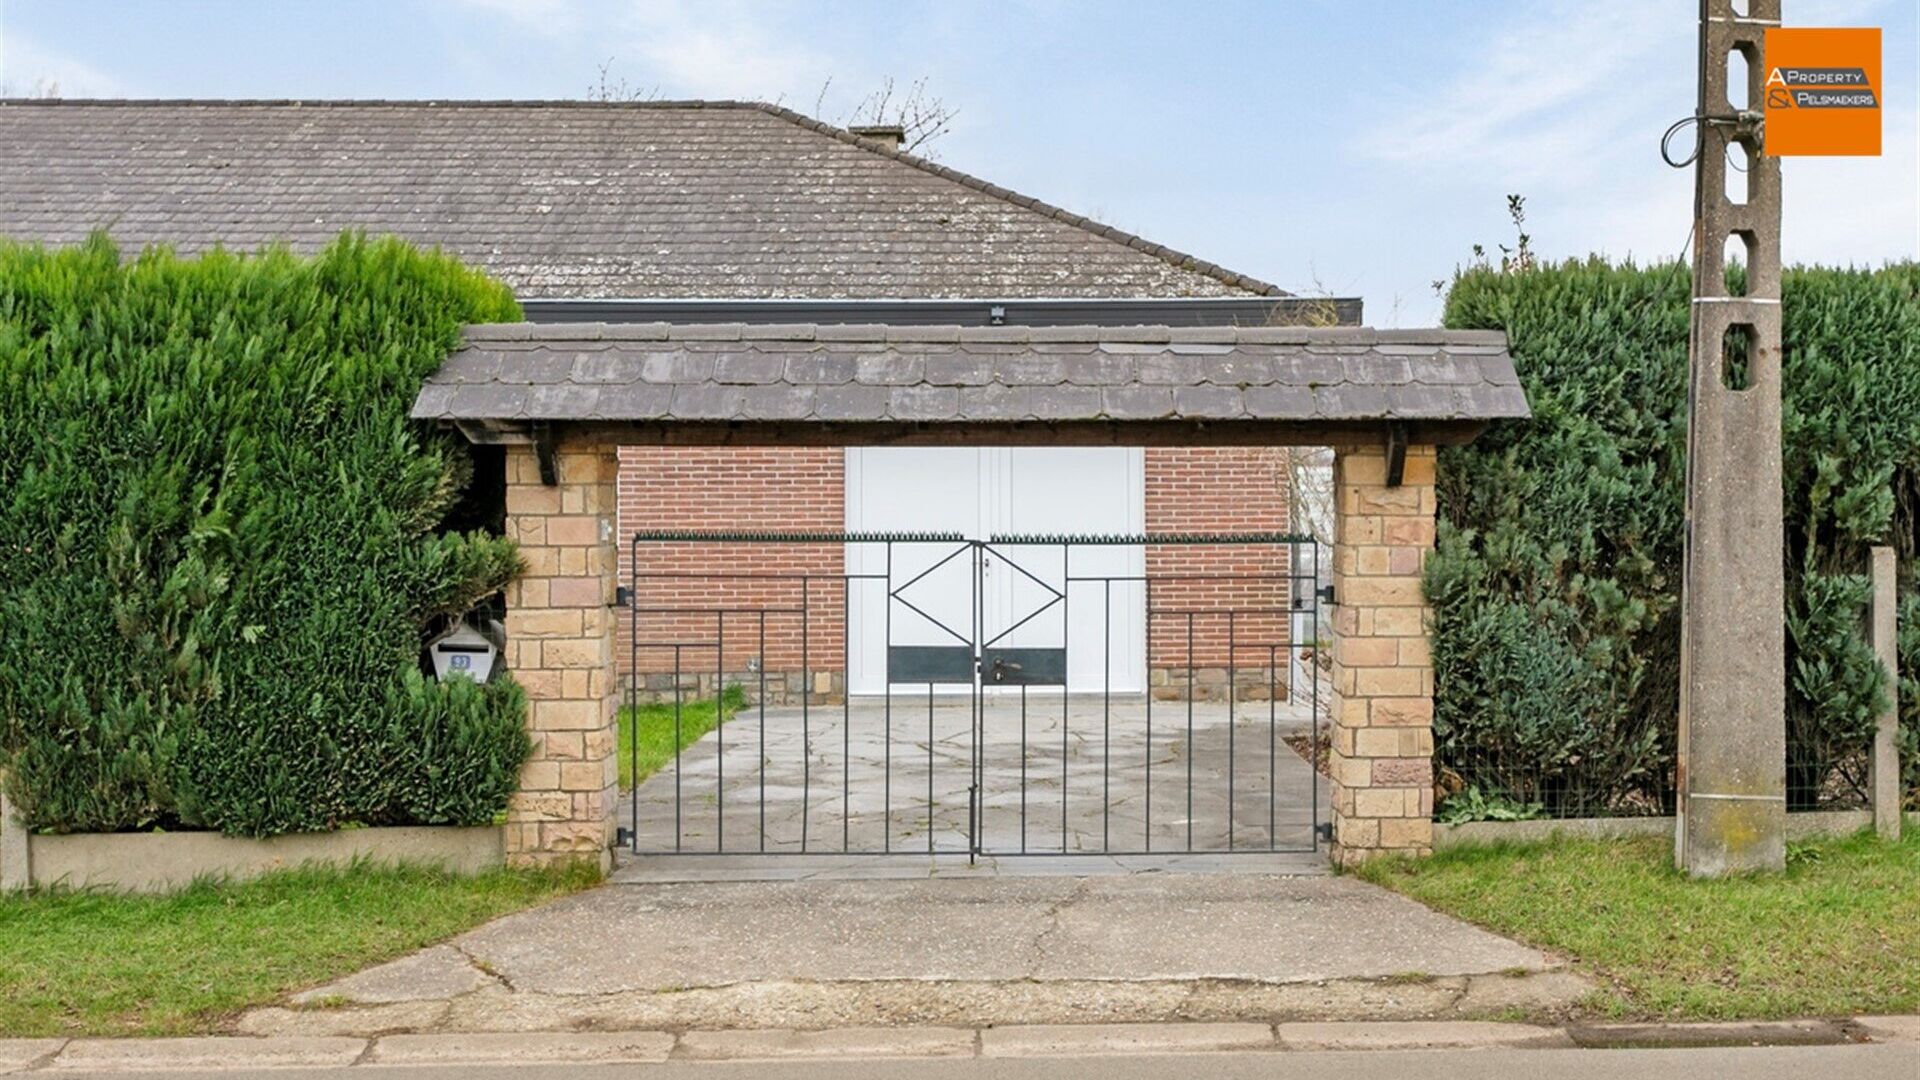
624 532 1324 858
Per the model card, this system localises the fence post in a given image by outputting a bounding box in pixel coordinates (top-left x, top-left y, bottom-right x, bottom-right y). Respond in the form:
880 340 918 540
1869 546 1901 841
0 787 29 891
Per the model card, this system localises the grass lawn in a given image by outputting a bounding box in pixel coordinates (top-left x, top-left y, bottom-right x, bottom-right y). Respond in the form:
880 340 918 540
0 861 597 1037
1353 824 1920 1020
619 684 746 789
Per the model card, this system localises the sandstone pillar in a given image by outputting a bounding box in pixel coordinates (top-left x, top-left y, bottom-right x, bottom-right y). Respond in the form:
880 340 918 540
1327 443 1437 866
502 443 620 869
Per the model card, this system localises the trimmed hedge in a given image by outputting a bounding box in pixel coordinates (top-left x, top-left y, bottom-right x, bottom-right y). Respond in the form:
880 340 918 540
1435 259 1920 815
0 234 530 835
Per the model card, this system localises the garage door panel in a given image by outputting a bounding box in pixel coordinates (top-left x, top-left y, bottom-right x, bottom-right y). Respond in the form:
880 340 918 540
847 447 1143 694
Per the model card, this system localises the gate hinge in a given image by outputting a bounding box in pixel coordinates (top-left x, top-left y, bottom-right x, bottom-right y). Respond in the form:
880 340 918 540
615 826 633 847
1317 584 1336 606
614 585 633 607
1385 422 1408 487
532 422 559 486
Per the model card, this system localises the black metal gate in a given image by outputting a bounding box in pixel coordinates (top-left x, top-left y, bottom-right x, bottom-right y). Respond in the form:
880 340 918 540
623 531 1324 858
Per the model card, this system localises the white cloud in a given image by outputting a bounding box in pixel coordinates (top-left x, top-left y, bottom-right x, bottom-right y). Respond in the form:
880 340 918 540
1354 0 1681 185
439 0 584 39
612 1 833 103
0 30 128 96
1782 106 1920 266
447 0 848 107
1357 0 1916 280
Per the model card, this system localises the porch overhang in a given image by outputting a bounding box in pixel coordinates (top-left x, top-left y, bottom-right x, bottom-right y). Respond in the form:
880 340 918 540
412 323 1530 449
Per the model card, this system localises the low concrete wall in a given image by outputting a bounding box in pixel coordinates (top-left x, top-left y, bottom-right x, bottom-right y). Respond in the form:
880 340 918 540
0 792 27 891
1434 810 1874 849
3 820 503 894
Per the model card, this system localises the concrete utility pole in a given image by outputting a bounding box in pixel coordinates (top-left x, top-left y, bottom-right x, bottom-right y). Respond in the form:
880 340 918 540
1675 0 1787 876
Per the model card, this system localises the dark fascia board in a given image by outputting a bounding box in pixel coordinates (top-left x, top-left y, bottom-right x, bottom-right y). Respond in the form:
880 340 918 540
518 296 1364 329
457 418 1488 450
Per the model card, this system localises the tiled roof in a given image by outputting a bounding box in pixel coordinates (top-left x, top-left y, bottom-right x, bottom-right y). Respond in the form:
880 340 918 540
0 99 1279 300
413 323 1529 435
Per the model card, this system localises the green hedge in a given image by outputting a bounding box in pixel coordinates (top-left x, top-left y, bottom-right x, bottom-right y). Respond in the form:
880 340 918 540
1435 260 1920 816
0 234 530 835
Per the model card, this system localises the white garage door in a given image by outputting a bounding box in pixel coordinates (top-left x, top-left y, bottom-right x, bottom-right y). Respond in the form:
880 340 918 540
845 447 1145 694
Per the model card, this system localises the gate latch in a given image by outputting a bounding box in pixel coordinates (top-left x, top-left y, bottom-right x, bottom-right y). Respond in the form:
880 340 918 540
990 657 1023 683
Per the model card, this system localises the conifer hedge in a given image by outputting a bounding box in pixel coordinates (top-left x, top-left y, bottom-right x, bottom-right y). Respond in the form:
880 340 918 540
0 234 530 836
1434 259 1920 815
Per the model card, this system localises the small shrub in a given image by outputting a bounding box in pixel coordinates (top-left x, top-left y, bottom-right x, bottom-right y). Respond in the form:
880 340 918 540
1435 785 1544 825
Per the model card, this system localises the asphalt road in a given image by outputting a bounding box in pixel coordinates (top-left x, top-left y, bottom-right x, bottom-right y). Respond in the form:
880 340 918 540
41 1043 1920 1080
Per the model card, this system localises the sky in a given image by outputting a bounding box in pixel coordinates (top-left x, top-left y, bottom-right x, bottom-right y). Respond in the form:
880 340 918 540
1 0 1914 324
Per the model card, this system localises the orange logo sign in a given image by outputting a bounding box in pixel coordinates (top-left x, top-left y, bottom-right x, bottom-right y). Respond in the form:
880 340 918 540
1763 27 1882 156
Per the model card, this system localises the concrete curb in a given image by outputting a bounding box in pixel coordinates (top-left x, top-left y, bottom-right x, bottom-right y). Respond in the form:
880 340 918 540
46 1037 367 1071
678 1027 975 1060
368 1031 674 1065
0 1017 1908 1070
1567 1020 1857 1049
1276 1020 1573 1050
1854 1015 1920 1043
979 1022 1274 1057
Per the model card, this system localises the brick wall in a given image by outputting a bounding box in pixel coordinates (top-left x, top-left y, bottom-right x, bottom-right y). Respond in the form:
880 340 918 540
617 446 845 702
1144 447 1294 699
618 445 1292 700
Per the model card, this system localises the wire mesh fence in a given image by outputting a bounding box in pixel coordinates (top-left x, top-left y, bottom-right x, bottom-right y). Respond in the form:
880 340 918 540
1436 737 1876 820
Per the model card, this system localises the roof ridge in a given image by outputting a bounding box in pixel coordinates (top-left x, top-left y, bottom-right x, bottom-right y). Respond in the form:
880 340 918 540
745 101 1285 299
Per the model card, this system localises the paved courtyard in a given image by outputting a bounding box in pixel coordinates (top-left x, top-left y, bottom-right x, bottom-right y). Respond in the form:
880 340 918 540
618 695 1324 868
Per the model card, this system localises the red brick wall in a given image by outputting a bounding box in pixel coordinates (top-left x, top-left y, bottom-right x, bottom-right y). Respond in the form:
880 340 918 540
1144 448 1294 682
616 446 1292 698
617 447 844 699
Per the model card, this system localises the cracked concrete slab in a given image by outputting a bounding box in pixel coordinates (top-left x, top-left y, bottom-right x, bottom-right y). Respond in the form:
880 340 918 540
259 970 1584 1036
1453 970 1596 1017
0 1040 64 1075
235 1001 450 1037
292 945 494 1005
256 863 1586 1036
440 874 1551 997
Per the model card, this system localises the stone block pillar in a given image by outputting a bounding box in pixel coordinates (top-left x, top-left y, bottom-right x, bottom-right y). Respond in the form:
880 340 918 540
1328 443 1437 866
502 442 620 870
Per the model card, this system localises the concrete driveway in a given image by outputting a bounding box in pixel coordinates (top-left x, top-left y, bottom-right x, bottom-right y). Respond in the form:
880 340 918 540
242 871 1588 1036
240 694 1590 1038
619 695 1325 865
